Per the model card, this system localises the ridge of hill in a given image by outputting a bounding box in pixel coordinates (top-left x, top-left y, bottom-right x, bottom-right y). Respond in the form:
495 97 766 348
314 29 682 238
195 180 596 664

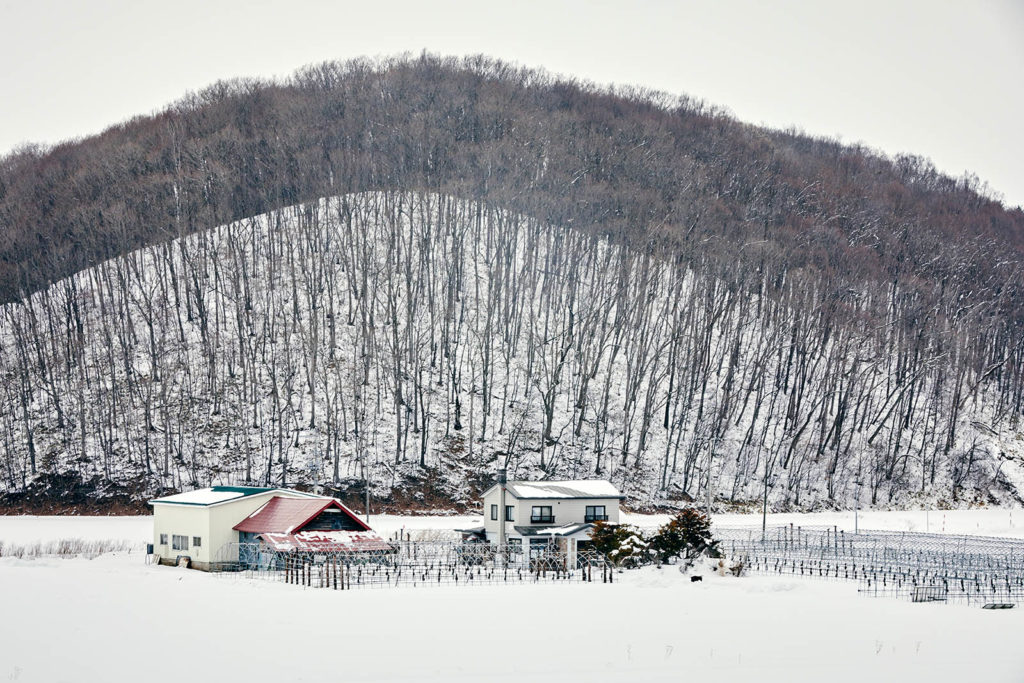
2 55 1022 304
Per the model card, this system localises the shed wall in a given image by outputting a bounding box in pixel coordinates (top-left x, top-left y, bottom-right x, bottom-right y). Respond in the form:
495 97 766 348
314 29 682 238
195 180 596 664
153 490 318 570
152 505 210 567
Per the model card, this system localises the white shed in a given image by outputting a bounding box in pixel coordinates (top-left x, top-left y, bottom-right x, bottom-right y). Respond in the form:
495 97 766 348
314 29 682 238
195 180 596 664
149 486 324 570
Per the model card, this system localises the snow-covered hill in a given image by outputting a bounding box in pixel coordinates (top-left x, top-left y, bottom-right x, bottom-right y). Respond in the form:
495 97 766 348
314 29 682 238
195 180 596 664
1 191 1021 508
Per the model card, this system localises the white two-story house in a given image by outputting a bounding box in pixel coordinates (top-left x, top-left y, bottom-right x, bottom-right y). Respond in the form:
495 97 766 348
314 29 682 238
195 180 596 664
477 479 624 555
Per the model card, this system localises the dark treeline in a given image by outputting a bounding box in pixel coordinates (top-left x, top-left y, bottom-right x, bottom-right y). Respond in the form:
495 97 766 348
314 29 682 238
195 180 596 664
0 54 1023 507
2 54 1022 306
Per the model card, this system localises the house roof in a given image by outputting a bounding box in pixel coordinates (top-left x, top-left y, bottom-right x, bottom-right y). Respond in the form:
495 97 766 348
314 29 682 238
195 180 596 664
234 497 370 534
514 522 594 538
483 479 624 500
148 486 322 507
258 530 394 553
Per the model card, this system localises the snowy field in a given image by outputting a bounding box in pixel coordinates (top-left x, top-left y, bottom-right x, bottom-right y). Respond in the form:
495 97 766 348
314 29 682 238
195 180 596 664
2 507 1021 547
1 510 1023 682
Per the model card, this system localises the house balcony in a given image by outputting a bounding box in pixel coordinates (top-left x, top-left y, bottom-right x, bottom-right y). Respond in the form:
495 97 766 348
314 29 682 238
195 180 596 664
530 515 556 524
584 514 609 523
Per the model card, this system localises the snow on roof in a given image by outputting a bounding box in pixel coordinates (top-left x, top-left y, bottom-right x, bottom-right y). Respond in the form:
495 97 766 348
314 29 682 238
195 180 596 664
258 530 394 553
149 486 322 507
503 479 623 499
149 486 265 506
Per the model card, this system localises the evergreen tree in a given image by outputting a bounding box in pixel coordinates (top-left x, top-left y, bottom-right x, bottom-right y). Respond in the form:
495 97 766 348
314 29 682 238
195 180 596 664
650 507 719 562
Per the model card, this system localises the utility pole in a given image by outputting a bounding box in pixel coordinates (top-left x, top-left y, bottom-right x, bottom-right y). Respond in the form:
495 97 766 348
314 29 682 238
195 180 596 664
854 480 860 535
761 472 770 541
854 456 864 535
498 468 507 550
362 448 371 524
706 449 714 518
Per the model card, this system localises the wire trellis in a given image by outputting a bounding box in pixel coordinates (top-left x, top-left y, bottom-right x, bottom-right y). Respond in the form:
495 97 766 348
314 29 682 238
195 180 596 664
720 524 1024 607
210 539 614 590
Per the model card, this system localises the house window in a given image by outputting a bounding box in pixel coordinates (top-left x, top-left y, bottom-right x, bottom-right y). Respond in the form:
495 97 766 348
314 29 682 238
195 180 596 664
585 505 608 522
530 506 554 524
159 534 168 545
508 538 522 554
172 535 189 551
491 504 498 521
192 537 202 548
505 505 514 522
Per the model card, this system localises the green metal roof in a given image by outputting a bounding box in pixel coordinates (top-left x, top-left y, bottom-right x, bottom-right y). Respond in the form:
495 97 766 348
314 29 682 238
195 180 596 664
212 486 275 496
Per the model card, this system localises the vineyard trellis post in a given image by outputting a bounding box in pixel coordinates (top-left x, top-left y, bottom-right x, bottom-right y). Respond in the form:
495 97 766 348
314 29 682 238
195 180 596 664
717 525 1024 606
212 539 612 591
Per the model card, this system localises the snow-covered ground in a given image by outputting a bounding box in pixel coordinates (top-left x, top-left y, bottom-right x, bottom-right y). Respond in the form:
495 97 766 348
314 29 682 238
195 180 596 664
0 549 1021 682
371 507 1024 539
1 510 1023 681
2 508 1021 548
650 507 1024 538
0 515 152 546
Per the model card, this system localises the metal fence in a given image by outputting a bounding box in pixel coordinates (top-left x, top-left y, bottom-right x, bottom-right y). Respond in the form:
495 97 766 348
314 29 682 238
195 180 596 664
210 539 614 590
720 524 1024 606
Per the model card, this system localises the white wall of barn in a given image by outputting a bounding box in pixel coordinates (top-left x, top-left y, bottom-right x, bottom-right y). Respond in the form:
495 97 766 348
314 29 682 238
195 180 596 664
152 490 321 569
151 504 211 567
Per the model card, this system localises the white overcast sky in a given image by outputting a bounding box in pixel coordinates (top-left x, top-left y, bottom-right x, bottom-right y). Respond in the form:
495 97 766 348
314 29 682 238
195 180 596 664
2 0 1022 207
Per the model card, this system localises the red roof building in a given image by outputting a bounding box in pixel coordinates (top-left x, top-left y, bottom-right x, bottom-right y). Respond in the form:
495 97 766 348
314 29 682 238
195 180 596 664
234 496 391 554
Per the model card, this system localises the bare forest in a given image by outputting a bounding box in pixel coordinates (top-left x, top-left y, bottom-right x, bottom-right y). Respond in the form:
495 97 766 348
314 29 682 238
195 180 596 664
1 55 1022 509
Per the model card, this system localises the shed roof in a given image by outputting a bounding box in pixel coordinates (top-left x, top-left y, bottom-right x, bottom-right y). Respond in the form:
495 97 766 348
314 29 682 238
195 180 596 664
234 496 370 534
484 479 623 500
259 530 394 553
148 486 307 507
